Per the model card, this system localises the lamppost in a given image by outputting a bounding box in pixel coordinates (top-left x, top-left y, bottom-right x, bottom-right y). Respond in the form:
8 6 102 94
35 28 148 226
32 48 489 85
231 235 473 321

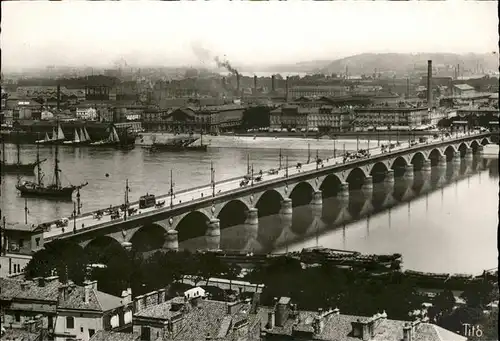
279 148 282 169
316 150 319 170
123 179 130 221
24 198 29 224
170 170 174 209
285 155 289 178
251 164 254 186
333 138 336 159
211 161 215 197
73 201 77 232
76 187 82 216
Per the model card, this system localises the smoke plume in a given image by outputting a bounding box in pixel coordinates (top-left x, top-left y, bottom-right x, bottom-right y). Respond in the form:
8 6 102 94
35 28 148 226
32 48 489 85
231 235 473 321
190 41 212 63
214 56 238 75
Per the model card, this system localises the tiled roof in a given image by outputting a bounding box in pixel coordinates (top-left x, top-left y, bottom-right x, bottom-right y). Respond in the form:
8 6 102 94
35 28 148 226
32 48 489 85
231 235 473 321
0 278 59 302
134 300 182 320
259 308 466 341
0 328 40 341
454 84 475 91
89 331 139 341
59 285 124 312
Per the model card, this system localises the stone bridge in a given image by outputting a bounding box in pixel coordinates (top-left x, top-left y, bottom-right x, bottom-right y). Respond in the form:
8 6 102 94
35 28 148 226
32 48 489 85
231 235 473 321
43 133 492 258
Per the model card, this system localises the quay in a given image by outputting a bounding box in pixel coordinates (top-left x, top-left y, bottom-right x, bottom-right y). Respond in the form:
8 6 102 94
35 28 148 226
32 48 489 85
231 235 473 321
3 130 493 257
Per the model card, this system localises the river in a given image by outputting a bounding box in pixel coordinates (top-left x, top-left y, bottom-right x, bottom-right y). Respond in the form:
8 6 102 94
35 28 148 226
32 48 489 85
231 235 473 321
1 143 497 275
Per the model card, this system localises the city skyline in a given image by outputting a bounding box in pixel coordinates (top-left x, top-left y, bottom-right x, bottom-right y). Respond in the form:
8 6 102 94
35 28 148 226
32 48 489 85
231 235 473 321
1 0 498 72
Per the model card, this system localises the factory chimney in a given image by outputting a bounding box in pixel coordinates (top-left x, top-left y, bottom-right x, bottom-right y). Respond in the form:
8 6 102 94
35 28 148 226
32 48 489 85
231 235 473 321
271 75 276 92
56 84 61 111
427 60 432 109
285 76 289 102
254 75 258 93
236 72 240 96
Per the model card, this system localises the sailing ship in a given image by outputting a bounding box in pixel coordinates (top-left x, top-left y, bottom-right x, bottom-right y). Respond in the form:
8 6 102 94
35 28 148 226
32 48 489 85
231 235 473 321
1 136 46 175
90 125 135 149
63 126 91 146
149 131 208 152
16 142 88 198
35 122 66 145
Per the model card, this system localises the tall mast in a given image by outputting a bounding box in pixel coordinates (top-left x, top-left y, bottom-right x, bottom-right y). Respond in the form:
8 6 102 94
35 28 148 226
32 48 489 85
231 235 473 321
36 137 42 186
2 140 5 164
200 129 203 146
54 143 61 188
16 131 21 165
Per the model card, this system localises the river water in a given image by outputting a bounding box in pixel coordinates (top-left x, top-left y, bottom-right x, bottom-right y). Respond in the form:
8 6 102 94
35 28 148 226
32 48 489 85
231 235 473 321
1 143 498 275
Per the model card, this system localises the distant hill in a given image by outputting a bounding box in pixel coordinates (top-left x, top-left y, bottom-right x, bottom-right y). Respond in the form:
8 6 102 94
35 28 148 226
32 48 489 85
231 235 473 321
317 53 499 75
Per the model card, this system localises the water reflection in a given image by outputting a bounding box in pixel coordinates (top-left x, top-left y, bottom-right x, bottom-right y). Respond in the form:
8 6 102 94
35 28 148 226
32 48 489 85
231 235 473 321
187 157 498 274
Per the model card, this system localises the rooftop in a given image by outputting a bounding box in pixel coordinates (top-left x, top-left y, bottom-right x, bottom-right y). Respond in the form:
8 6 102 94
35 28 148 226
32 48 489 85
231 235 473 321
0 277 60 303
454 84 475 91
259 306 466 341
89 331 139 341
0 328 40 341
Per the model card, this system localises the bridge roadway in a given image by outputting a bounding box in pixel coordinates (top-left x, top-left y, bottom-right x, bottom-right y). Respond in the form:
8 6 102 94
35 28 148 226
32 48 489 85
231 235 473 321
42 130 490 242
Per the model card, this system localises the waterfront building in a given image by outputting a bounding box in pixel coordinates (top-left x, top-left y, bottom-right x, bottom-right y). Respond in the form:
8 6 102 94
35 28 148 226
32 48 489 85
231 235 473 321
270 105 353 132
353 106 430 130
260 297 467 341
89 330 140 341
132 289 261 341
76 106 99 121
141 105 244 133
0 277 133 341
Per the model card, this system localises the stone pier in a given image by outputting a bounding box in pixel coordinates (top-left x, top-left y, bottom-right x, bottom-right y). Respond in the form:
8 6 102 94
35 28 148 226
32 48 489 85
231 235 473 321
465 147 473 160
280 198 293 216
384 170 395 186
361 176 373 193
476 145 484 155
311 190 323 207
437 155 447 168
404 165 414 180
338 182 349 199
421 160 432 172
452 153 461 164
206 218 221 250
164 230 178 251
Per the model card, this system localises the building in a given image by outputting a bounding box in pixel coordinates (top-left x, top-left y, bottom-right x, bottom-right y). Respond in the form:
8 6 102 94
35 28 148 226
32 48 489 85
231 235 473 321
0 223 45 278
289 86 348 99
4 97 43 121
260 297 466 341
54 281 133 341
453 84 475 96
0 277 133 341
132 289 261 341
89 330 140 341
270 105 353 132
353 106 430 131
142 105 244 133
76 106 99 121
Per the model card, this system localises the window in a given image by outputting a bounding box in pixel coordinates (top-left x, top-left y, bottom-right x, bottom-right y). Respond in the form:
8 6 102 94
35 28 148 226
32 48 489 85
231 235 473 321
89 329 95 338
66 316 74 329
35 238 40 247
80 327 84 332
15 313 20 322
141 326 151 341
19 239 24 248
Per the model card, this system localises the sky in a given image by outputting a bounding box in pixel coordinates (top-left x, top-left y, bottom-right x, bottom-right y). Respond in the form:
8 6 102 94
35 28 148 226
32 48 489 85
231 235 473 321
1 0 498 71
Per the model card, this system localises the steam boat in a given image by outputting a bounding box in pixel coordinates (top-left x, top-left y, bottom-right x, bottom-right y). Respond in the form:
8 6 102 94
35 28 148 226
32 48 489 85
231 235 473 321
149 131 208 152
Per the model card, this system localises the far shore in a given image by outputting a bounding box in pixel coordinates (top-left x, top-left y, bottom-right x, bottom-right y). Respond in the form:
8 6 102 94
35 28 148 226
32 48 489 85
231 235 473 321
137 132 415 151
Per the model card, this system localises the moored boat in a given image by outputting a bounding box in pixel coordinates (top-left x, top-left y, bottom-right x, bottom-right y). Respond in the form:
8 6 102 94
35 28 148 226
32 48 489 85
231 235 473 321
16 142 88 199
1 134 46 175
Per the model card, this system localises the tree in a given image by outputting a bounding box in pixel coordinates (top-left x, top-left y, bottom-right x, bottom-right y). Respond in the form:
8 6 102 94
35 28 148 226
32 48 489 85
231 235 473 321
433 289 456 315
225 263 242 291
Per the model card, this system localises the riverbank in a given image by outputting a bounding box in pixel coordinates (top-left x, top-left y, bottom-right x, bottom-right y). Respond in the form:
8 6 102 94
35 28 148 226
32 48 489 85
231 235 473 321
138 132 399 151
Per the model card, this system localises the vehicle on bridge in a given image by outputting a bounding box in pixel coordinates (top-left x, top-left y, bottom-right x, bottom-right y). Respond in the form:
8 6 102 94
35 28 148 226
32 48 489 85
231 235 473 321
139 194 156 209
155 200 165 208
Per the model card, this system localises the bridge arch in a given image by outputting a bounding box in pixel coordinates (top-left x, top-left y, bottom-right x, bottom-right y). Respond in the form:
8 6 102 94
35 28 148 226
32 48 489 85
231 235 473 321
175 210 211 242
410 152 427 171
428 148 444 167
255 189 284 217
443 145 457 162
129 223 166 252
369 161 389 183
457 142 470 158
319 173 343 198
480 137 490 146
390 156 409 177
346 167 368 191
469 140 481 153
84 235 126 264
289 181 315 207
217 199 250 229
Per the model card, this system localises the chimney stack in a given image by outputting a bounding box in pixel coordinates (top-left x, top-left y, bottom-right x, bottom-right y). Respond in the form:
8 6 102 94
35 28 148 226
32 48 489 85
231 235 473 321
267 311 275 329
236 72 240 95
254 75 258 93
403 323 412 341
271 75 276 92
56 84 61 111
83 280 97 304
285 76 289 102
427 60 432 109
